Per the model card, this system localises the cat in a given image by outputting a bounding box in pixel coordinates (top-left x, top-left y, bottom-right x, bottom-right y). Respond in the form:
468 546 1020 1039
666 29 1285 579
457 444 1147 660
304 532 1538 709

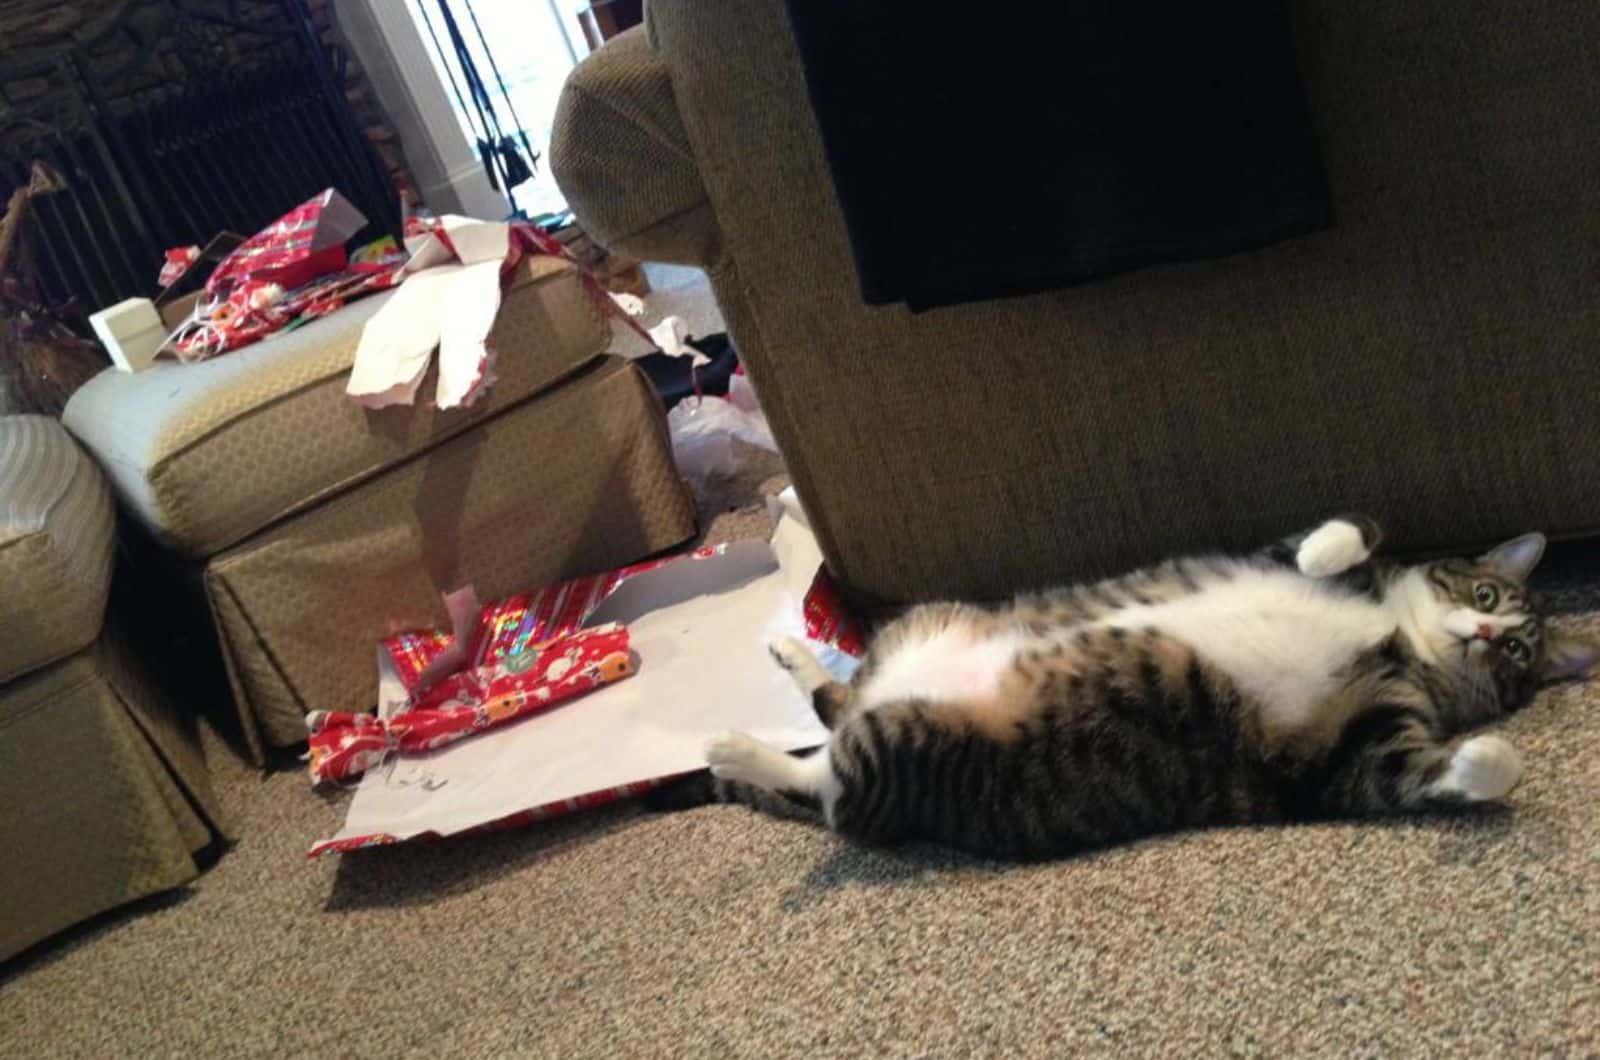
670 517 1597 860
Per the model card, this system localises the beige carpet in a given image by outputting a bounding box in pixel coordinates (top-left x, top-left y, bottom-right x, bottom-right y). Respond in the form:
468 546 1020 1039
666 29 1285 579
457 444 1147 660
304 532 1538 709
3 474 1598 1056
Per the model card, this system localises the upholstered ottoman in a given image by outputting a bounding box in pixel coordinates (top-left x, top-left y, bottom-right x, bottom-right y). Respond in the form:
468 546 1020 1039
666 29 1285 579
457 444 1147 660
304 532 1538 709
63 258 696 757
0 416 222 961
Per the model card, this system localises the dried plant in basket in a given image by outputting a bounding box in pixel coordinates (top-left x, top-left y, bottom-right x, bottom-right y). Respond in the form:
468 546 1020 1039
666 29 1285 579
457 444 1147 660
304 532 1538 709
0 161 109 417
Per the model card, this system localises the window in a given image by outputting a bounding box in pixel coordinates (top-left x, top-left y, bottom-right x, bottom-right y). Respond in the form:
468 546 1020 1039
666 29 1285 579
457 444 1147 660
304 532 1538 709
403 0 594 218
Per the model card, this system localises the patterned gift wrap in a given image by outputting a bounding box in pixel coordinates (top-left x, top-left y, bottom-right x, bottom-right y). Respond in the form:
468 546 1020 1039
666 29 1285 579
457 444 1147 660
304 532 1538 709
306 536 866 856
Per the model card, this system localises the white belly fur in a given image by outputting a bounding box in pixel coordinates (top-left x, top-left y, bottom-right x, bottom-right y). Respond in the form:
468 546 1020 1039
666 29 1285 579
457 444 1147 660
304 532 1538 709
1096 566 1395 728
852 567 1396 731
854 626 1030 712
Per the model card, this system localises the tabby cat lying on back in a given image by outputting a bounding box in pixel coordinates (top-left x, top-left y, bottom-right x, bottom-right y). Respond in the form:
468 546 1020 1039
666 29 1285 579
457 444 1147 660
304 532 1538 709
677 517 1596 860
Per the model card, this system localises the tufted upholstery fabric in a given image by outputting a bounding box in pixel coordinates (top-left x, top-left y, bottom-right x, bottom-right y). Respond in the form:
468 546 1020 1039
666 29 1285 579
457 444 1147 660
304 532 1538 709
206 356 696 750
551 26 722 266
0 416 115 682
556 0 1600 609
0 417 223 958
63 258 608 558
0 627 221 962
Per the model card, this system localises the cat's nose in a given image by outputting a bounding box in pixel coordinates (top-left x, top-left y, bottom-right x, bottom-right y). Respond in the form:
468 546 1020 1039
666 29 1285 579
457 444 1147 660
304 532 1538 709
1476 623 1495 640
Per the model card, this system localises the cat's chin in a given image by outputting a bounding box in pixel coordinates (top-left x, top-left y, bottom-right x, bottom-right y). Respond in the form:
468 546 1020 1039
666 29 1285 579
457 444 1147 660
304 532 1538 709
1395 624 1462 668
1442 636 1486 670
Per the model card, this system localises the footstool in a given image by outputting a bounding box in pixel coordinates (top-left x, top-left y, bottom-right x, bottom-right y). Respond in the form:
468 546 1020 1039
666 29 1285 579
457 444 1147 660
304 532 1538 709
63 258 696 758
0 416 222 961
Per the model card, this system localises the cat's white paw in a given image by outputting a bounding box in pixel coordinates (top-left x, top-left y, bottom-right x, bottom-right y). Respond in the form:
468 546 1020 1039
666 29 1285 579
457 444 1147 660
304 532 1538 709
705 731 767 783
768 635 829 694
768 636 810 673
1435 735 1525 802
1297 520 1371 578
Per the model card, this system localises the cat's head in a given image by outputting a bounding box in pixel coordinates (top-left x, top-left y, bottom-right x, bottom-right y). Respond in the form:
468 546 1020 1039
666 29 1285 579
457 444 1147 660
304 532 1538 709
1412 533 1597 716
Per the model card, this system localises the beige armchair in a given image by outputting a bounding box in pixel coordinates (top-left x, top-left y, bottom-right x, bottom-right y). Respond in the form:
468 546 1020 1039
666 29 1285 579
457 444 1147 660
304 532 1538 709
554 1 1600 612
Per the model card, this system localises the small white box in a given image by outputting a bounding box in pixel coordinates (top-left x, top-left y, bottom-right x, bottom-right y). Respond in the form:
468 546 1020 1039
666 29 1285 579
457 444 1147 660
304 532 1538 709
89 297 167 373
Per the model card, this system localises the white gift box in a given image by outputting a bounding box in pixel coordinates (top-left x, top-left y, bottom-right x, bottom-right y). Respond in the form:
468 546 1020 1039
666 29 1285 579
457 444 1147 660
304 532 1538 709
89 297 166 373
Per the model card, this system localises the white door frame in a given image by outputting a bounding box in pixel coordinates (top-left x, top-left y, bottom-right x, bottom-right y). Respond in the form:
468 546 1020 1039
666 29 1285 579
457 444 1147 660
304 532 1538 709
339 0 511 219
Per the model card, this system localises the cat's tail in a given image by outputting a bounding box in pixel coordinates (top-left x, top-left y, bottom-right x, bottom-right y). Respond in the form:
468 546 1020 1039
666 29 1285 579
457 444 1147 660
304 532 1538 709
643 766 823 822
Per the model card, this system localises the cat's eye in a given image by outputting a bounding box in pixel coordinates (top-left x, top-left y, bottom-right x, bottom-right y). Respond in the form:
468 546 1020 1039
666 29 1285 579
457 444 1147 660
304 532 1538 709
1503 638 1530 664
1474 583 1498 610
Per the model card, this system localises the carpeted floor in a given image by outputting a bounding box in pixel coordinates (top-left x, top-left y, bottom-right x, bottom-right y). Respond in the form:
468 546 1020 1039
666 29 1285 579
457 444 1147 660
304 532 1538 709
3 471 1598 1056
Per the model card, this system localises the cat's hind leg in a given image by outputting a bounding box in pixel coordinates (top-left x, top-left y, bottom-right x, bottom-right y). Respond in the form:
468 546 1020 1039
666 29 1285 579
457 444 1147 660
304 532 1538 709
769 635 853 728
1285 515 1383 578
1260 515 1388 582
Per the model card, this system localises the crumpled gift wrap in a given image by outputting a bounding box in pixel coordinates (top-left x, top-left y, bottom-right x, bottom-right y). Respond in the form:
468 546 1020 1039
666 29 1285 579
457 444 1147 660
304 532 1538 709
306 624 632 785
166 189 404 360
304 500 870 855
158 245 200 288
802 566 866 657
306 546 725 785
345 213 656 410
381 545 724 696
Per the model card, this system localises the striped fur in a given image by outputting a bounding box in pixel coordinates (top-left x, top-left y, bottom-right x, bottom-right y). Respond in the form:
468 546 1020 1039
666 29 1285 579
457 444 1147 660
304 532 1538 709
660 520 1596 861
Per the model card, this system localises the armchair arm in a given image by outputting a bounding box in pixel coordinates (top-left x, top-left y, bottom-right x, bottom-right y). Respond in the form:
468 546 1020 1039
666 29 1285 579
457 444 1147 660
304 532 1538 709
551 27 722 266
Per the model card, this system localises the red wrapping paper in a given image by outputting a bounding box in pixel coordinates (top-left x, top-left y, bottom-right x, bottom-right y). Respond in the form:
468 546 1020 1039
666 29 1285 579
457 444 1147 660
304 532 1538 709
307 624 632 785
305 531 867 855
382 545 722 693
170 189 404 360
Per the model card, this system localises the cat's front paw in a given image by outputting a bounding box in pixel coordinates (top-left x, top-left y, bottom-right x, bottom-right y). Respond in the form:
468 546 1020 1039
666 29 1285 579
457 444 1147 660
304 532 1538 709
1297 519 1372 578
768 635 829 694
768 636 810 673
705 731 767 783
1435 735 1525 802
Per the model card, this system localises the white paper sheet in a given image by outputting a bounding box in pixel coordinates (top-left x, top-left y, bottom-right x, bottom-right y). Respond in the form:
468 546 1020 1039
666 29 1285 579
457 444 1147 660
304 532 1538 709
344 265 458 408
346 215 511 410
321 492 850 847
435 259 503 409
439 215 510 264
647 314 710 367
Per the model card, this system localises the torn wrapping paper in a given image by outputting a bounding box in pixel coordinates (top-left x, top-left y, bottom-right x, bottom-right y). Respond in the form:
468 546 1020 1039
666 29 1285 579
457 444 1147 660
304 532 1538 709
802 566 867 657
306 624 633 785
309 489 862 857
345 215 518 410
164 189 404 361
379 545 722 704
207 188 367 294
342 264 460 407
647 315 710 368
346 213 657 411
158 245 200 288
405 586 484 699
310 546 726 785
166 263 401 361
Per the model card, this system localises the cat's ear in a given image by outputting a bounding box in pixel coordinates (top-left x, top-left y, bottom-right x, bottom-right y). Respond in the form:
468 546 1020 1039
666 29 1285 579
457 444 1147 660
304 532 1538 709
1477 532 1546 583
1540 637 1599 683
